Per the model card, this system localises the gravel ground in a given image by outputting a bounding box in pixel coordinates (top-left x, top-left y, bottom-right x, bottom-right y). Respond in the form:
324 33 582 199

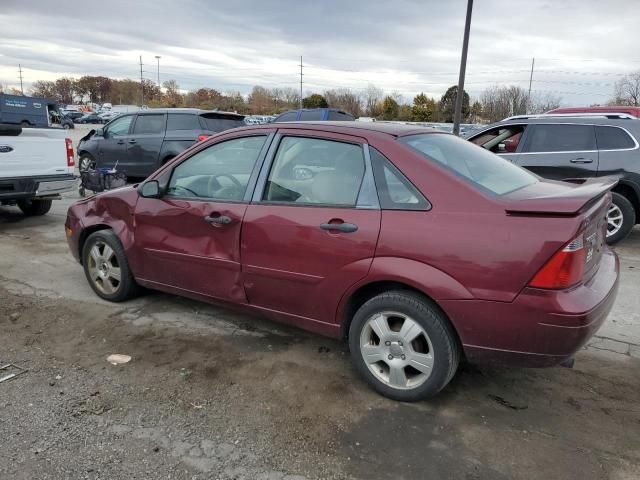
1 194 639 479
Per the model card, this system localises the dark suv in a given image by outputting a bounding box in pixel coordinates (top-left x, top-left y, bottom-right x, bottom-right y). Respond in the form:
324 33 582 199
467 114 640 244
77 109 245 178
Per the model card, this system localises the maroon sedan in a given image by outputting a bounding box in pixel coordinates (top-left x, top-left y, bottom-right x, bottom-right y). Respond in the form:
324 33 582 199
65 122 619 401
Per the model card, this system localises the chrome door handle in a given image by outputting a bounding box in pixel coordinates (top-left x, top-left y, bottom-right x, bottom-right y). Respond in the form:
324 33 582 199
570 158 593 163
204 214 232 225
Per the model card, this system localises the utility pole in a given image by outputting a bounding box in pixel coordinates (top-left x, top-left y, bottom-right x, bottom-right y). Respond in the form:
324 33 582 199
139 56 144 106
18 64 24 95
527 57 535 113
155 56 161 88
452 0 473 136
299 56 303 109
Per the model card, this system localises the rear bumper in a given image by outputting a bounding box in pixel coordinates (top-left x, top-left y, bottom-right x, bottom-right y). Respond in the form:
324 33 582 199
0 174 76 200
441 249 620 367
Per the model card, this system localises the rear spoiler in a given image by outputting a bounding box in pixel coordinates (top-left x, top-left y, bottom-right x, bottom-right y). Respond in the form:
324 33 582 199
504 176 618 216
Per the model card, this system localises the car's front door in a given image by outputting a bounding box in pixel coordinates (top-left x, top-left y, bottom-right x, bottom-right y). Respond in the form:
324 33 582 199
126 113 167 178
516 123 599 179
133 132 273 302
98 114 134 169
241 131 381 325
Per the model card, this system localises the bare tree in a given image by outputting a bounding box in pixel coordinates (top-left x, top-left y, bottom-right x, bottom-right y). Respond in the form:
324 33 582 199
612 71 640 106
480 85 528 122
529 92 562 114
363 84 384 117
323 88 362 116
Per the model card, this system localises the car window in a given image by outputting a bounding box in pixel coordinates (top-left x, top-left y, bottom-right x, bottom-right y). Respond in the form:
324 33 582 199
299 110 323 121
595 126 636 150
166 136 267 201
167 114 201 131
199 115 245 132
525 124 596 153
402 133 537 195
275 111 298 122
263 136 365 206
370 148 429 210
328 111 353 121
106 115 133 136
471 125 525 153
133 114 165 135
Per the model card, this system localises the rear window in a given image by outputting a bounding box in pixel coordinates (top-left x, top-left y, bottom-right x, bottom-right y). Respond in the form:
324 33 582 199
401 134 537 195
200 115 245 132
328 111 353 121
525 124 596 152
167 114 201 131
595 126 636 150
275 111 298 122
133 114 165 134
299 110 323 121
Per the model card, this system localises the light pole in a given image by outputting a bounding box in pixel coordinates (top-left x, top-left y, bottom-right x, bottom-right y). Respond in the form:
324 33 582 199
452 0 473 136
155 56 161 88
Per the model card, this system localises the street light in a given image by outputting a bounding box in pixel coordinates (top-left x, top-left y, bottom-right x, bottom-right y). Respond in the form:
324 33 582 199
452 0 473 136
155 56 161 88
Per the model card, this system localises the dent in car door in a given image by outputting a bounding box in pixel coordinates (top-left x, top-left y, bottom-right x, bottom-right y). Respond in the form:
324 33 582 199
241 132 381 325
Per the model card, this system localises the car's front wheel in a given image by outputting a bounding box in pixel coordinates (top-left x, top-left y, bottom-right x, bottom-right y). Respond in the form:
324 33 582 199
79 154 96 171
349 291 460 401
606 192 636 245
82 230 140 302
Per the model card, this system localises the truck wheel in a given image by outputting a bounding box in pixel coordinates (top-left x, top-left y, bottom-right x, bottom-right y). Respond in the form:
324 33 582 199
82 230 140 302
17 199 52 216
606 192 636 245
349 291 460 401
63 124 70 130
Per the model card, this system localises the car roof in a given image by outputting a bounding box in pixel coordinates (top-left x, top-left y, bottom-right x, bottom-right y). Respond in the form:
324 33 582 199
243 121 443 138
134 108 244 117
487 117 640 128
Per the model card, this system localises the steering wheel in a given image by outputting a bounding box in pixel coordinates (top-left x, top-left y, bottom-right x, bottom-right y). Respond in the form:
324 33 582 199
168 184 199 197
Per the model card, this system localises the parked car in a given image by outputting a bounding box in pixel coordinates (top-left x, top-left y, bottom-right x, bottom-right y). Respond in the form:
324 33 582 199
75 113 104 124
59 115 75 130
98 111 120 122
273 108 354 122
1 123 76 216
66 122 619 401
63 111 85 121
76 109 245 177
467 114 640 244
546 106 640 118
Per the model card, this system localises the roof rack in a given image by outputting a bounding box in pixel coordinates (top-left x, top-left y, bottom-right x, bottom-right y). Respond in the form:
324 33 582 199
503 112 638 121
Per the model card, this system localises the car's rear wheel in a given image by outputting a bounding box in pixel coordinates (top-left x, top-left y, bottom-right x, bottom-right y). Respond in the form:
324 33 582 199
349 291 460 401
606 192 635 245
82 230 139 302
17 199 52 216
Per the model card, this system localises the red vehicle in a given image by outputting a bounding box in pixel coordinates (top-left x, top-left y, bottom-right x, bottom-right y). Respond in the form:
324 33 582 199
65 122 620 401
546 106 640 117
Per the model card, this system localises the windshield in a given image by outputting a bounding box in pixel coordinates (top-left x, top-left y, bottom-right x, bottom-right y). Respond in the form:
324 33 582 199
401 133 537 195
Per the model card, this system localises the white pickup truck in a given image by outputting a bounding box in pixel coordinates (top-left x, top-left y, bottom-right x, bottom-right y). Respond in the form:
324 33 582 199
0 124 76 215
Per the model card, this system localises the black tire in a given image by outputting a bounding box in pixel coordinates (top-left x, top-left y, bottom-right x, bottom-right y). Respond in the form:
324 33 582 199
79 154 96 171
63 124 70 130
349 291 460 402
21 121 30 127
82 230 140 302
606 192 636 245
17 199 52 216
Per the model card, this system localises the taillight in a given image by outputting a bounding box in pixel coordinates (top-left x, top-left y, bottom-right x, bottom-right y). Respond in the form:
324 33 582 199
65 138 75 167
197 134 211 142
529 234 585 289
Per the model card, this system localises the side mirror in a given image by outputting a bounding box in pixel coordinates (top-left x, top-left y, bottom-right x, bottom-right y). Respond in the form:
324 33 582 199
95 127 105 137
139 180 160 198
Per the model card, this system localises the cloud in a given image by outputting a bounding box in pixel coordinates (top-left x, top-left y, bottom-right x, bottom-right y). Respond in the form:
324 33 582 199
1 0 639 105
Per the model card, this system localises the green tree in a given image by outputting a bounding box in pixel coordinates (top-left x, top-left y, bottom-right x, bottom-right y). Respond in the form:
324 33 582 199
302 93 328 109
439 85 470 122
380 95 399 120
411 92 437 121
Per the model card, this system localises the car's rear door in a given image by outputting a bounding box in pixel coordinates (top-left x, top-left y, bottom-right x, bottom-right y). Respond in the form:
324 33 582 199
125 113 167 177
241 130 381 325
133 130 274 302
516 123 599 179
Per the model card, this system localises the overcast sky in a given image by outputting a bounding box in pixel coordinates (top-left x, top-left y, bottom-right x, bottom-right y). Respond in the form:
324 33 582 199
1 0 639 105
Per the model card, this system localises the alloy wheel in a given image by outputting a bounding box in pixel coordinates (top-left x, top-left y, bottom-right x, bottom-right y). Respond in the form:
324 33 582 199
607 204 623 238
359 311 434 390
87 241 122 294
